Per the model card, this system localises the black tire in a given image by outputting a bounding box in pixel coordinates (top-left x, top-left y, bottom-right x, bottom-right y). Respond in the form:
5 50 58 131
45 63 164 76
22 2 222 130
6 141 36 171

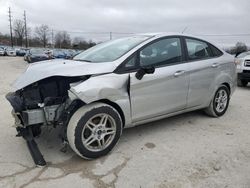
27 57 31 63
204 85 230 117
237 79 248 87
67 103 122 159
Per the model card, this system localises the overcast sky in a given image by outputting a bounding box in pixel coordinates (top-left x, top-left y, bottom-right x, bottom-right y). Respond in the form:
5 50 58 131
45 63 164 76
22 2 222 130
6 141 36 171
0 0 250 47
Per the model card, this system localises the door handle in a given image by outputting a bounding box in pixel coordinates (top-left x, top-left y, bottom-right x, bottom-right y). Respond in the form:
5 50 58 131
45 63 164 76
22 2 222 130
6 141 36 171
212 63 219 68
174 70 185 77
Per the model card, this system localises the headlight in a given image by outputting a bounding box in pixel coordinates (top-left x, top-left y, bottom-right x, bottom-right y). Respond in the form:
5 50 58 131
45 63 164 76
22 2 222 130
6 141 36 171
234 59 241 65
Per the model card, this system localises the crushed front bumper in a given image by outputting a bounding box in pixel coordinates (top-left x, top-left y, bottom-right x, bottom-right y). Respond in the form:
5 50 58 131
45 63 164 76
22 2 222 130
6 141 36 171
11 110 47 166
16 126 46 167
11 110 23 127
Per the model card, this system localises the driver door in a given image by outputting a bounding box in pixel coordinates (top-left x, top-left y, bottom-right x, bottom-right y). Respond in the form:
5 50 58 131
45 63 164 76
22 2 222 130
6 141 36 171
129 37 189 122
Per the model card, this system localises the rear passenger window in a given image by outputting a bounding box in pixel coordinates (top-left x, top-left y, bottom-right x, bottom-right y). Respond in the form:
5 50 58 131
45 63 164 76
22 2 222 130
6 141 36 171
185 38 211 60
209 44 223 57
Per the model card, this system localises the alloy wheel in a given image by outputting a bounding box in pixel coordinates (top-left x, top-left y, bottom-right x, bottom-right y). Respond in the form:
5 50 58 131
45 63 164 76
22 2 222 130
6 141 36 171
214 89 228 113
81 113 116 152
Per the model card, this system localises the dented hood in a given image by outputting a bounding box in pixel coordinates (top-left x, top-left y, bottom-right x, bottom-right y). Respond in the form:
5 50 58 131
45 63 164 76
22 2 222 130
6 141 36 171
13 59 117 90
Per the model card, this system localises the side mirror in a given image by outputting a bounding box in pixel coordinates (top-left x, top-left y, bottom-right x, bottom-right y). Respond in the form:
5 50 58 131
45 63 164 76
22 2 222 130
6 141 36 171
135 66 155 80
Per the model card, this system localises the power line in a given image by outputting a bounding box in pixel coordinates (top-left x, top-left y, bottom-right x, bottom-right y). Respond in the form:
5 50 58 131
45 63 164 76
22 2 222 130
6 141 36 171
49 29 250 37
8 7 13 47
196 33 250 37
52 29 133 35
52 30 108 35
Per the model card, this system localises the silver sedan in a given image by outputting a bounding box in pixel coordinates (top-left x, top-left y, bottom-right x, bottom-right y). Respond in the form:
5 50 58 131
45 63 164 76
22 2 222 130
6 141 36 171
6 33 236 166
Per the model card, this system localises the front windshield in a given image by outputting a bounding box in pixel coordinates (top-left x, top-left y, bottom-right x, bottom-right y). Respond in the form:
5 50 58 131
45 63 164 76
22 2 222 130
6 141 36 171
73 36 150 63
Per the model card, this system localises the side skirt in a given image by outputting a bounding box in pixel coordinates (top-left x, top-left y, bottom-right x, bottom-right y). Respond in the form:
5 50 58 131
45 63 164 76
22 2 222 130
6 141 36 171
130 105 206 127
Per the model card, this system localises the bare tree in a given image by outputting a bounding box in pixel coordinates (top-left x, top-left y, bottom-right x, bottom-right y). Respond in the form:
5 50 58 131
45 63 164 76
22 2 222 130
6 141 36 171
35 24 50 48
226 42 248 56
72 37 84 45
55 31 71 48
13 19 25 46
72 37 96 50
235 42 247 55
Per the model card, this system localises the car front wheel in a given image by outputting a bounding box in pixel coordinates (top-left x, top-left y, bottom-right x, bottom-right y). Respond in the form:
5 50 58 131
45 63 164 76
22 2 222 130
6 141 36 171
67 103 122 159
205 85 230 117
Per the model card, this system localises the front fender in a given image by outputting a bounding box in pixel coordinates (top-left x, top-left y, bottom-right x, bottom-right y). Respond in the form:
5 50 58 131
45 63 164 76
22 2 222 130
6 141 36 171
70 73 132 126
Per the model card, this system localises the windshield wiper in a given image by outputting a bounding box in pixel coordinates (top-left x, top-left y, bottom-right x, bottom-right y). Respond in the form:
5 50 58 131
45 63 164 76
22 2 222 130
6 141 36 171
74 59 92 62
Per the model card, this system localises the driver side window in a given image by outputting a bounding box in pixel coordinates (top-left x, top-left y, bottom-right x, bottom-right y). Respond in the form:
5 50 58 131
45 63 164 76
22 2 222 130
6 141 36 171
139 37 182 67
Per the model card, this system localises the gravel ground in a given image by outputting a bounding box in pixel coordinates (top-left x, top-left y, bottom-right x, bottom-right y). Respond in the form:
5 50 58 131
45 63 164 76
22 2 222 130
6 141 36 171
0 56 250 188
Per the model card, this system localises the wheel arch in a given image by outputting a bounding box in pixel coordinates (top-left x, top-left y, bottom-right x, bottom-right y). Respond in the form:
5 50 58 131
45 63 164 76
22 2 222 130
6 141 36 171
213 72 235 97
97 99 126 127
221 82 231 95
69 98 127 128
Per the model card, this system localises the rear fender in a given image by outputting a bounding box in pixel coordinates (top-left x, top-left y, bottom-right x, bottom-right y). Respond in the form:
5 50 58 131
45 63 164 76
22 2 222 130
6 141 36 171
206 72 234 107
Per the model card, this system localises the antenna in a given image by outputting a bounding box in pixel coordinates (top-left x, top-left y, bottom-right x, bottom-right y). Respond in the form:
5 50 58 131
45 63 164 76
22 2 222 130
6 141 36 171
182 27 188 34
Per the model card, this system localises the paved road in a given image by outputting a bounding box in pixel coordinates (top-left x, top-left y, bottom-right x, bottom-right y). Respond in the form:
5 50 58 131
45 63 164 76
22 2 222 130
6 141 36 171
0 57 250 188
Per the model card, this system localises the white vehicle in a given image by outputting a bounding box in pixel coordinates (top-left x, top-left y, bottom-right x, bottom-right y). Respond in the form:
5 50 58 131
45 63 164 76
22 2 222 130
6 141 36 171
235 51 250 87
5 47 16 56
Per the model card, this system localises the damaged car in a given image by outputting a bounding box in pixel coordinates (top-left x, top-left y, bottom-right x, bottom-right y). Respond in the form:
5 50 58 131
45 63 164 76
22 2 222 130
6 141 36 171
6 33 236 166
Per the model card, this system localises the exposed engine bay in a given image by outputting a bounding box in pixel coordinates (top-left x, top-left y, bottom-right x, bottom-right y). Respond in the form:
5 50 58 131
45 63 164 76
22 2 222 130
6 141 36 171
6 76 90 166
6 76 86 127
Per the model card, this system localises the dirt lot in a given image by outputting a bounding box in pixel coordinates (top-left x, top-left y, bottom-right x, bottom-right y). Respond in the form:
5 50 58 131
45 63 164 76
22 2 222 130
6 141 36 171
0 56 250 188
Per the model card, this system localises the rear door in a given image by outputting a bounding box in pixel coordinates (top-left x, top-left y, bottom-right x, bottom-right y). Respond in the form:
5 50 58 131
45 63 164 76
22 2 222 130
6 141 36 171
184 37 220 107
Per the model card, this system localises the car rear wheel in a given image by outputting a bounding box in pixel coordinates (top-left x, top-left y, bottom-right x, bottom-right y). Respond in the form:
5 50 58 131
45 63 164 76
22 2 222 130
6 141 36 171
67 102 122 159
237 79 248 87
204 85 230 117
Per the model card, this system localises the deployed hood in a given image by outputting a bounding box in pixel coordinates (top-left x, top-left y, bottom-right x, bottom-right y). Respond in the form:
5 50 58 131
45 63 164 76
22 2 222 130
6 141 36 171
13 59 117 90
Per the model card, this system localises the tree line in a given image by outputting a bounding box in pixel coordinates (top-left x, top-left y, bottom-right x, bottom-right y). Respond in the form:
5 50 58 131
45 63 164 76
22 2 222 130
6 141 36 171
1 20 249 54
224 42 248 56
0 19 96 50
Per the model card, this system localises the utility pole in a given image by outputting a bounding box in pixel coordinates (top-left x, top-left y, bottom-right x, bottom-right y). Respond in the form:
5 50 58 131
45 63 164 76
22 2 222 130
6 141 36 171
109 32 112 40
23 10 28 48
8 7 13 47
51 29 54 48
